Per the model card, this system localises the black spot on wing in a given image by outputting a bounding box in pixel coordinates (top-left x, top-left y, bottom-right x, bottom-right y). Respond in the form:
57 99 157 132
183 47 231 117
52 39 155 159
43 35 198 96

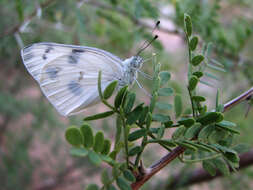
45 46 54 53
68 55 78 64
72 49 85 53
23 53 34 62
68 49 85 64
45 67 61 79
42 54 47 60
68 81 83 95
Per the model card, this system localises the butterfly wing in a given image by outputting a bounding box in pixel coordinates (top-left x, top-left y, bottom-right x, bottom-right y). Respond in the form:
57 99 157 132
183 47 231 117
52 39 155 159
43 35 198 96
21 42 124 116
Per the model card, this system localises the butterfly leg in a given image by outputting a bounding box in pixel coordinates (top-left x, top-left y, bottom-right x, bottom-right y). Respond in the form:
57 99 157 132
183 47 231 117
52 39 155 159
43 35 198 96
135 79 151 97
137 69 153 80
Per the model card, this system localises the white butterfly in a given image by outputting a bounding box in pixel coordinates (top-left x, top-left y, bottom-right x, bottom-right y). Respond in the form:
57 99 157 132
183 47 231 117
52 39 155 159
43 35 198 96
21 42 147 116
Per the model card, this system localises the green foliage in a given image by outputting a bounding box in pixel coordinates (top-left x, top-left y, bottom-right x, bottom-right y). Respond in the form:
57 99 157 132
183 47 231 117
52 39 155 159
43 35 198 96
2 0 252 189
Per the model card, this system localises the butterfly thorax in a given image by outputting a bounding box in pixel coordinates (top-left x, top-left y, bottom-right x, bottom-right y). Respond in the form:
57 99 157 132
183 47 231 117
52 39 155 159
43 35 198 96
120 56 143 87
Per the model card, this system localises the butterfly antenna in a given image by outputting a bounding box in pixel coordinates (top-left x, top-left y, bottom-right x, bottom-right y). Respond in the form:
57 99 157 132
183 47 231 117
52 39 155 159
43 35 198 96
136 21 160 56
136 35 158 56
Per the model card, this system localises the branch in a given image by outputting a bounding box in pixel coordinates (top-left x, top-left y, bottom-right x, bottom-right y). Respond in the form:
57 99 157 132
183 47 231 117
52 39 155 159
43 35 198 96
0 0 57 38
131 86 253 190
83 0 182 35
166 149 253 189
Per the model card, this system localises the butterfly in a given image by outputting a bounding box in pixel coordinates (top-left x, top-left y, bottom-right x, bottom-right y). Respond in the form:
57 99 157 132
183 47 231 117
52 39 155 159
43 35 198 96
21 42 155 116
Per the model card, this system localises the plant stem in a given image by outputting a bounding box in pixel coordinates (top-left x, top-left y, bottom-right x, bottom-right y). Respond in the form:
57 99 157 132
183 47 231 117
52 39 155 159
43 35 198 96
119 109 129 167
131 87 253 190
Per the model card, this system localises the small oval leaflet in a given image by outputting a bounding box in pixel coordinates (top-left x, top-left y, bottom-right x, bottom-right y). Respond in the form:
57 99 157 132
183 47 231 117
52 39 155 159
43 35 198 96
80 124 94 148
188 76 199 91
103 80 118 99
65 126 84 146
93 131 104 153
158 88 173 96
191 55 204 66
189 36 199 51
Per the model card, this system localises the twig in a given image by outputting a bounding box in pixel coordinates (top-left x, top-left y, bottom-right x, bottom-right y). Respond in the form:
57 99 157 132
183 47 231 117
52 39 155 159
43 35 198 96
131 86 253 190
166 149 253 189
0 0 57 38
83 0 182 36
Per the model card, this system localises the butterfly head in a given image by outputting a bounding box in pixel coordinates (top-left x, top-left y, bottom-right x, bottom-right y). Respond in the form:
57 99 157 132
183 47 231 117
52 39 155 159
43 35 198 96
130 56 143 69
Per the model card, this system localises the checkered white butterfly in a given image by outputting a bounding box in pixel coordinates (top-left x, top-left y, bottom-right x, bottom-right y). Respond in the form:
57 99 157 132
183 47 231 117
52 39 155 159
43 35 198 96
21 40 156 116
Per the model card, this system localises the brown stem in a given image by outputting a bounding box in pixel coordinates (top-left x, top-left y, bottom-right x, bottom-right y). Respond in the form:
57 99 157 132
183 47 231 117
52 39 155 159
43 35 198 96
166 149 253 189
131 86 253 190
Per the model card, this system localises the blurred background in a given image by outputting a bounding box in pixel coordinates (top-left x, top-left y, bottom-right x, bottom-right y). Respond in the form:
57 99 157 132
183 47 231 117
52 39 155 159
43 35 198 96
0 0 253 189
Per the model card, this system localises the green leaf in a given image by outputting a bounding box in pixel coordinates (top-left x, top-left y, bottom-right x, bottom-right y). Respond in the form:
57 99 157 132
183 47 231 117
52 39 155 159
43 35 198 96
85 184 99 190
101 139 111 155
70 147 88 157
148 139 176 147
202 161 216 176
101 169 110 185
146 112 152 129
103 80 118 99
108 185 117 190
129 146 141 156
109 150 117 160
213 158 230 176
208 129 227 143
192 96 206 102
84 111 115 121
159 71 171 86
123 169 136 182
172 126 186 140
174 94 183 118
150 92 158 113
115 115 122 145
184 13 192 37
156 102 172 110
138 106 149 124
197 112 224 125
207 63 226 72
65 126 83 146
112 166 121 178
176 141 197 151
126 103 143 125
152 114 171 123
193 71 203 78
88 151 102 166
188 76 199 91
185 123 202 139
191 55 204 66
205 72 220 81
93 131 104 153
189 36 198 51
198 125 215 141
114 86 128 108
233 143 251 154
178 118 195 128
116 176 131 190
158 88 173 96
80 124 94 148
183 140 213 152
217 120 236 127
123 92 136 114
98 71 103 99
157 126 165 139
128 129 146 141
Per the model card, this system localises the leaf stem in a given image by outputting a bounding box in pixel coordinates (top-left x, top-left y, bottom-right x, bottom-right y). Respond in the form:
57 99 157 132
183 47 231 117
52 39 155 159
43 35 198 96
119 109 129 167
